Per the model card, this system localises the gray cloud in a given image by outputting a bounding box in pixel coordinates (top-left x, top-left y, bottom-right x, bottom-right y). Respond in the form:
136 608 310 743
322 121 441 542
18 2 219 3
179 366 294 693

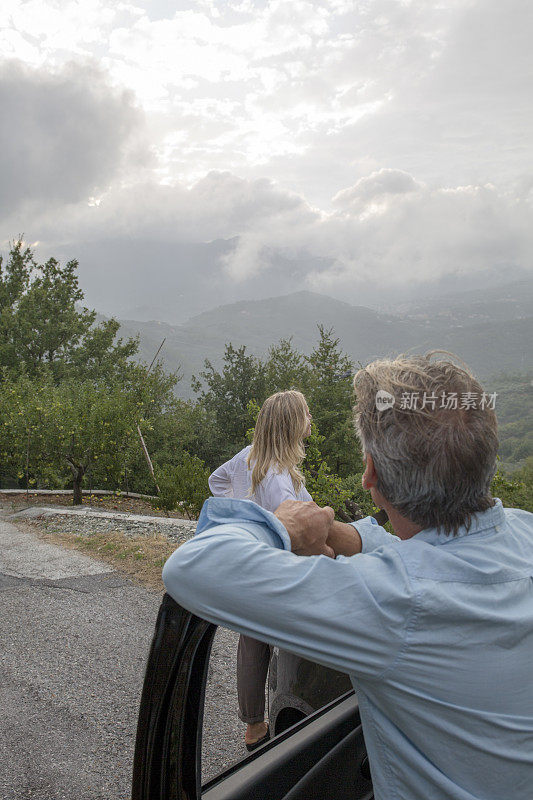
9 164 533 314
14 170 313 246
1 0 532 321
333 169 420 209
0 59 146 215
242 0 533 206
9 164 529 323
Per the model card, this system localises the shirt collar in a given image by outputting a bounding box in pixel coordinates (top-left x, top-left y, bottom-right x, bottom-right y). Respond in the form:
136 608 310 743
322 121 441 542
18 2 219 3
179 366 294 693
415 498 506 545
196 496 291 549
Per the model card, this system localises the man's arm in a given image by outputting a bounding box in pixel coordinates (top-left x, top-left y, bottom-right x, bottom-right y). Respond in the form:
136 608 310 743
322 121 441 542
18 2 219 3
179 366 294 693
162 498 412 680
163 514 412 680
274 500 393 557
327 520 362 556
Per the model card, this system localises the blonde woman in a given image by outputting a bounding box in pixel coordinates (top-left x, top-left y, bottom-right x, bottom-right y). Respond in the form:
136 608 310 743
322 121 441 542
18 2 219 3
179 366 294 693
208 390 313 750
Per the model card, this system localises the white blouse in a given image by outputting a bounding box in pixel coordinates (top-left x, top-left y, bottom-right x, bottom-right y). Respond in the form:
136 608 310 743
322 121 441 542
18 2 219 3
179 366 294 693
208 445 312 513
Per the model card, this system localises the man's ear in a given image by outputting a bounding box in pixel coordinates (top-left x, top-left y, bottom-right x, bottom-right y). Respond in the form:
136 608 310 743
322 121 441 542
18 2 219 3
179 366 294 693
362 453 378 490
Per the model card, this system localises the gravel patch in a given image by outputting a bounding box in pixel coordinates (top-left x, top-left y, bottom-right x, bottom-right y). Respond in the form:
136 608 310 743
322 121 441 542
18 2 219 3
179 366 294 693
8 507 197 545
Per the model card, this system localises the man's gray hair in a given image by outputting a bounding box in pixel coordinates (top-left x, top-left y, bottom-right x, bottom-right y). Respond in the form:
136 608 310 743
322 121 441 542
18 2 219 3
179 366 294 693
353 352 499 534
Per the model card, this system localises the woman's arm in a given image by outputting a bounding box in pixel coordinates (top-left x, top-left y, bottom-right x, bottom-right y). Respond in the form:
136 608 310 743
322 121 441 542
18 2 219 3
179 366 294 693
300 485 313 502
208 459 234 497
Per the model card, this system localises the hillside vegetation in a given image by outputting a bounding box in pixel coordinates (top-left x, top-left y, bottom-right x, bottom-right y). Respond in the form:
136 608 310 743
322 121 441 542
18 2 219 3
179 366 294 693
487 373 533 470
116 288 533 400
1 241 531 517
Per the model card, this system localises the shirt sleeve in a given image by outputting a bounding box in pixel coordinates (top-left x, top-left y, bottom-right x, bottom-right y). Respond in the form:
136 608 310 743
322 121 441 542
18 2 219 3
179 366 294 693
300 485 313 502
350 516 397 552
162 518 414 680
208 459 234 497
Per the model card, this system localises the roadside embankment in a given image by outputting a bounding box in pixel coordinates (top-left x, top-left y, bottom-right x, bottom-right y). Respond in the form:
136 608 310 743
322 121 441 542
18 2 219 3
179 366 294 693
9 505 197 540
3 506 197 592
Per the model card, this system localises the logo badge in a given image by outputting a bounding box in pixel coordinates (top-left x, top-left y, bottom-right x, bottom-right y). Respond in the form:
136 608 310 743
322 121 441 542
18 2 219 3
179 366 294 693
375 390 395 412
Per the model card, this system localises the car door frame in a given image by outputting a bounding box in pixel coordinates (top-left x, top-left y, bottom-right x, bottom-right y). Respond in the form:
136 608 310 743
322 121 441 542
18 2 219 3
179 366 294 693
132 593 373 800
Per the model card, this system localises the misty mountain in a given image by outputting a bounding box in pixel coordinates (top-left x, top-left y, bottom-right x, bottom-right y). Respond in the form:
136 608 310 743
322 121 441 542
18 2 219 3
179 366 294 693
115 287 533 399
397 277 533 324
53 236 533 327
53 238 337 324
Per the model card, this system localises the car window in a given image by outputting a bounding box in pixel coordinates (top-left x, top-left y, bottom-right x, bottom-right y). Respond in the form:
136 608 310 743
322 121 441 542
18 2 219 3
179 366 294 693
201 627 244 783
132 595 371 800
200 625 353 786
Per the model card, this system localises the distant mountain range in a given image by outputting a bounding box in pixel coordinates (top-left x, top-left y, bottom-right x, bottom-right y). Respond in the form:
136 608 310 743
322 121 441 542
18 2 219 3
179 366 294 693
56 235 531 325
57 237 339 323
114 282 533 398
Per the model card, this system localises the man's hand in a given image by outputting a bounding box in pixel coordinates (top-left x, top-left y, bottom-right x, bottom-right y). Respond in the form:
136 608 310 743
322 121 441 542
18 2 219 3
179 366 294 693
274 500 335 557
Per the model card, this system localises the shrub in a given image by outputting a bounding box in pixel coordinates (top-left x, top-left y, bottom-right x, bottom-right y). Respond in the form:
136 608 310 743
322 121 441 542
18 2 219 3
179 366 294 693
303 424 376 521
491 469 533 513
153 452 210 519
152 466 180 512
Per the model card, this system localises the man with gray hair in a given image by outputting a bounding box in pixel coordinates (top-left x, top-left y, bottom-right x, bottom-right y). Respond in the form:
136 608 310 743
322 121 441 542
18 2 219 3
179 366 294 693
163 353 533 800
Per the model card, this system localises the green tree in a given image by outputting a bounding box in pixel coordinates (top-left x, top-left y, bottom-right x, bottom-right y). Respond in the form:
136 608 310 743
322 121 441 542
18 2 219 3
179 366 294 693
304 325 362 476
491 469 533 513
0 364 181 501
153 453 210 519
0 374 136 498
192 343 266 465
151 400 219 471
512 456 533 486
485 371 533 470
264 337 308 394
105 361 183 495
302 423 375 520
0 241 33 370
0 240 138 382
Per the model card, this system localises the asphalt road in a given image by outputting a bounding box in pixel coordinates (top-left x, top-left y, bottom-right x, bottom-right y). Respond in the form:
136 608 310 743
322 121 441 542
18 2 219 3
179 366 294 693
0 517 245 799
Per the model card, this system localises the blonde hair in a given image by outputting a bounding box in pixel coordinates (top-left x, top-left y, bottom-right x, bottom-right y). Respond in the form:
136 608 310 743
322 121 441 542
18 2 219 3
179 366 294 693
247 390 309 496
353 351 498 534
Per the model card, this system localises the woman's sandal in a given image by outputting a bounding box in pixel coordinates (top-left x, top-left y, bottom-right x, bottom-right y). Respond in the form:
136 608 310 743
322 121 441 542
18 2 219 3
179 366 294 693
245 725 270 752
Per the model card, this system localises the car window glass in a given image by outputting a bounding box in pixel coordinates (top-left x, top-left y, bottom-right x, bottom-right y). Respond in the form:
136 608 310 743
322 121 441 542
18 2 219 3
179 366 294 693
201 626 352 786
201 626 243 784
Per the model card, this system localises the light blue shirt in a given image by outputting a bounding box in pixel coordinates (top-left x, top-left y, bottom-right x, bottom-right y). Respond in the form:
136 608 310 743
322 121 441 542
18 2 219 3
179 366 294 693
162 498 533 800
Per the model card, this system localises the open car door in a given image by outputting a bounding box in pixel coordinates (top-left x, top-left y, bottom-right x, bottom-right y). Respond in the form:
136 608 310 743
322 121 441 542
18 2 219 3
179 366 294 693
132 593 373 800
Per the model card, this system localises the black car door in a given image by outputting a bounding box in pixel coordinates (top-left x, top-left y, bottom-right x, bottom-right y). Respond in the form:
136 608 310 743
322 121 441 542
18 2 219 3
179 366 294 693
132 593 373 800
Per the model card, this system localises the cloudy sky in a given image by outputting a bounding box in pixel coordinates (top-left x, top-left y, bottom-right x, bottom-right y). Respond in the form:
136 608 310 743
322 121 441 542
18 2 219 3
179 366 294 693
1 0 532 319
